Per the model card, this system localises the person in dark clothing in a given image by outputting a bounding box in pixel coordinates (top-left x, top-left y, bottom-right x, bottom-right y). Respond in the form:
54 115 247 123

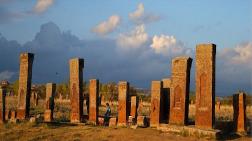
104 103 111 126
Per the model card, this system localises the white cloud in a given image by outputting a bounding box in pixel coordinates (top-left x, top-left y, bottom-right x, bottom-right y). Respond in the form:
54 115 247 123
0 71 15 81
220 42 252 65
150 34 191 56
33 0 54 14
129 3 144 21
117 24 148 49
92 15 121 36
129 3 160 24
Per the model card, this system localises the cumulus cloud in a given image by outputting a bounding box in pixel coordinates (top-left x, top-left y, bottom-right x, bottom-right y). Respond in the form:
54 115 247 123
220 42 252 65
0 70 15 81
0 22 251 96
92 15 121 36
129 3 160 24
117 24 148 49
33 0 54 14
150 34 191 56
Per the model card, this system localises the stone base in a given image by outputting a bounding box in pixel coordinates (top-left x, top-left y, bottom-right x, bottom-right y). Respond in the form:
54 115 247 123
109 117 117 127
44 110 53 122
16 109 26 120
137 116 148 127
157 124 221 139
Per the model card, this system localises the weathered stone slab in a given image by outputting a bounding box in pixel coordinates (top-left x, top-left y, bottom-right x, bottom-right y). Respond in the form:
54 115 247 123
150 81 162 127
130 96 138 118
0 88 6 123
117 81 130 126
89 79 99 125
169 57 192 125
233 92 247 133
157 124 221 139
137 116 148 127
17 53 34 120
109 117 117 127
44 83 56 122
161 78 171 123
44 110 53 122
69 58 84 123
195 44 216 129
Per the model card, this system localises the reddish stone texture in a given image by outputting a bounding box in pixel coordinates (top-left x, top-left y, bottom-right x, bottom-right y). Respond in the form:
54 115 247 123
150 81 162 127
44 110 53 122
98 117 104 126
109 117 117 127
117 81 130 126
5 110 10 120
44 83 56 122
45 83 56 110
69 58 84 123
195 44 216 129
169 57 192 125
233 92 247 133
161 78 171 123
17 53 34 120
137 116 147 127
0 88 6 123
10 110 16 120
130 96 138 118
30 91 38 107
89 79 99 125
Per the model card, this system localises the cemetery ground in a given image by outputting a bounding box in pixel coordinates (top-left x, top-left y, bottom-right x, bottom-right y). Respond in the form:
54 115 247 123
0 97 252 141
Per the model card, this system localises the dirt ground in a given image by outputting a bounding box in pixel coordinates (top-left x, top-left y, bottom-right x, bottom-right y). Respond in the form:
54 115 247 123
0 122 251 141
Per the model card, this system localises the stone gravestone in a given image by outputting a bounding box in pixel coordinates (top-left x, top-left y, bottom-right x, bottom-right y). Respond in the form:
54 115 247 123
0 87 6 123
118 81 130 126
169 57 192 125
233 92 247 133
17 53 34 120
161 78 171 123
69 58 84 123
89 79 99 125
130 96 138 118
150 81 162 127
44 83 56 122
195 44 216 129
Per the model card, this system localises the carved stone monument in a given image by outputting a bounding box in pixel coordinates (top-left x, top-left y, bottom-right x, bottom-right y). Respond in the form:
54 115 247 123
0 87 6 123
17 53 34 120
69 58 84 123
169 57 192 125
89 79 99 125
233 92 247 133
161 78 171 123
117 81 130 126
150 81 162 127
44 83 56 122
195 44 216 129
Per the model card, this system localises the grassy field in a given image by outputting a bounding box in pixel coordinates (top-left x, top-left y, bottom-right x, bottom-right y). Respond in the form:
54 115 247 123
1 96 252 141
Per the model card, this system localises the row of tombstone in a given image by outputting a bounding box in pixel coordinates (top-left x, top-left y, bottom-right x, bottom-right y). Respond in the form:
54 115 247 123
149 44 247 133
0 44 247 134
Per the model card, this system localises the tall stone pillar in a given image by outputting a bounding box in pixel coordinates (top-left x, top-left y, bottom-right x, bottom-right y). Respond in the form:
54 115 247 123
0 87 6 123
169 57 192 125
130 96 138 118
17 53 34 120
150 81 162 127
44 83 56 122
195 44 216 129
233 92 246 133
89 79 99 125
69 58 84 123
118 81 130 126
162 78 171 123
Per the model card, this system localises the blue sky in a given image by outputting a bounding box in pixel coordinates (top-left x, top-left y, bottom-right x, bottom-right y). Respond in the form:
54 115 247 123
0 0 251 96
